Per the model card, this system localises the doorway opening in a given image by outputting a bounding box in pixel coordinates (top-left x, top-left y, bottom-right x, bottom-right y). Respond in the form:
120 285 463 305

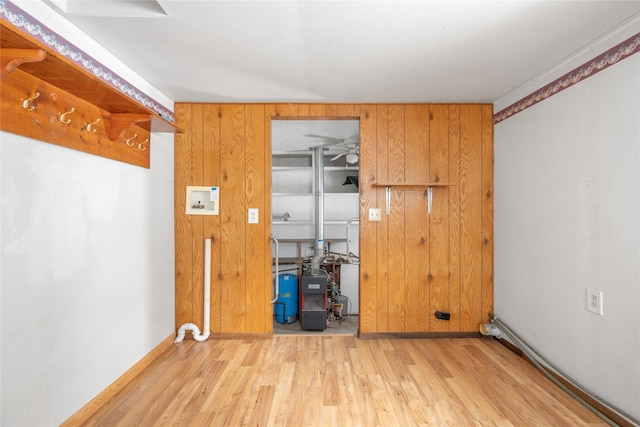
270 119 360 335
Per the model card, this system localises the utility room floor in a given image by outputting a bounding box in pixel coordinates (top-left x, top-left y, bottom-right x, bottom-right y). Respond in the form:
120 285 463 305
273 315 359 336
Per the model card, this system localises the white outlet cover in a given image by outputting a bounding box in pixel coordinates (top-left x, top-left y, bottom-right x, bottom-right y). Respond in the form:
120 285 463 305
586 288 603 315
248 208 259 224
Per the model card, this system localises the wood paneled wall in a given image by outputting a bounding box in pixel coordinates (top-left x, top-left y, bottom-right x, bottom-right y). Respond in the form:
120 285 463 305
358 104 493 333
174 103 492 335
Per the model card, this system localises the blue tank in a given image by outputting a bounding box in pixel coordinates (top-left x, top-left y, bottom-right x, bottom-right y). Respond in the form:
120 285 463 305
275 274 298 324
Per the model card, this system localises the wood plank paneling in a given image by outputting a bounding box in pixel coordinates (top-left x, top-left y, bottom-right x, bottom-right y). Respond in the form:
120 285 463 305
220 104 247 332
359 105 377 334
325 104 339 116
245 104 267 332
429 105 451 332
337 104 357 118
459 105 484 331
308 104 328 117
404 105 430 332
448 106 462 332
174 104 193 328
191 105 205 333
174 103 493 335
375 105 390 332
387 105 405 332
273 104 299 118
203 104 221 333
296 104 310 117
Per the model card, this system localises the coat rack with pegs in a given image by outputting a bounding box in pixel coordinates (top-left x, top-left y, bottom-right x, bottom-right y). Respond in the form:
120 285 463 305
0 20 182 168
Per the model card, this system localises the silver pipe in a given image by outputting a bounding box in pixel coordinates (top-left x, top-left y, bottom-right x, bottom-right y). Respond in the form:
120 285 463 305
385 186 391 214
311 146 325 275
270 235 279 303
490 316 639 426
346 217 360 265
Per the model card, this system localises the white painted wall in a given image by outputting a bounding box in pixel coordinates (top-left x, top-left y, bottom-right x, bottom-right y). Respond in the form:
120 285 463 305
0 132 175 425
494 23 640 420
1 3 175 425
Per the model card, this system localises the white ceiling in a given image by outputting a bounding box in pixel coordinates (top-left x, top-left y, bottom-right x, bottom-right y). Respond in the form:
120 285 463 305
49 1 640 105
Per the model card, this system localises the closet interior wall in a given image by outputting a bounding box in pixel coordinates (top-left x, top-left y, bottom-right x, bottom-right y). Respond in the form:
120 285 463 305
174 104 493 335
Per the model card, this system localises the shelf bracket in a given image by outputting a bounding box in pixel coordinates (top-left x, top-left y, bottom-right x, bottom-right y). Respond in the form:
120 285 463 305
385 186 391 214
0 48 47 79
107 113 152 141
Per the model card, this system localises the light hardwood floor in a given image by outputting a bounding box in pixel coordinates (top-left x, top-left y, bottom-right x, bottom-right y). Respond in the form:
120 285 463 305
77 336 606 426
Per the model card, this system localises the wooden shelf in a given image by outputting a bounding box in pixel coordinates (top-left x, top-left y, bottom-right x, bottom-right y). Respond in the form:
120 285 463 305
1 22 182 134
373 182 455 215
0 19 182 168
272 166 358 172
272 192 358 196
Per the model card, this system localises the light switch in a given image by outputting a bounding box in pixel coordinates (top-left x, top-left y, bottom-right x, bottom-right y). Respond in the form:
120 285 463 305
369 208 382 221
248 208 259 224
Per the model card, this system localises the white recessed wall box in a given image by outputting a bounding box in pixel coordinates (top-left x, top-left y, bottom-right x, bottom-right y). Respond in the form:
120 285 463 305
186 186 219 215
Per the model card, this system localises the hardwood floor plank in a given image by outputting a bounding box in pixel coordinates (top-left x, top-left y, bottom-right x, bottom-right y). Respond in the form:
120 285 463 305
323 365 340 407
445 376 505 422
266 361 295 426
241 385 276 426
77 337 609 426
335 361 359 423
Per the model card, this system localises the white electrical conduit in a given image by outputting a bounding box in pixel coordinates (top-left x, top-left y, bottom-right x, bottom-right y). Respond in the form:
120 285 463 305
175 238 211 343
481 315 639 426
346 217 360 265
270 235 280 304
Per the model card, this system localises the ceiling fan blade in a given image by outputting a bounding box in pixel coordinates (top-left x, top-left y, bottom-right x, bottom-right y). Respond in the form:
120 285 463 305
304 134 342 142
330 152 347 161
286 148 314 153
343 134 360 144
305 134 360 147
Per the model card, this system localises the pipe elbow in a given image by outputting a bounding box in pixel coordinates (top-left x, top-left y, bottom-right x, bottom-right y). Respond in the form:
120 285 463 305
174 323 202 343
479 323 503 339
193 332 210 342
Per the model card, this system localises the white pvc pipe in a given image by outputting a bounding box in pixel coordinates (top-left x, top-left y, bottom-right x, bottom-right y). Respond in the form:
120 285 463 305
478 322 503 339
346 217 360 265
175 238 211 343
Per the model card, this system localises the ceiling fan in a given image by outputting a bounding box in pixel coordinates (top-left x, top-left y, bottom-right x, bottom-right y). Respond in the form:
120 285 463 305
329 144 359 164
304 134 360 164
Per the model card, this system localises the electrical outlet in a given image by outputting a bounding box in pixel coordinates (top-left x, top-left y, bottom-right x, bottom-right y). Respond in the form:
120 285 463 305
369 208 382 221
248 208 259 224
586 288 603 315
